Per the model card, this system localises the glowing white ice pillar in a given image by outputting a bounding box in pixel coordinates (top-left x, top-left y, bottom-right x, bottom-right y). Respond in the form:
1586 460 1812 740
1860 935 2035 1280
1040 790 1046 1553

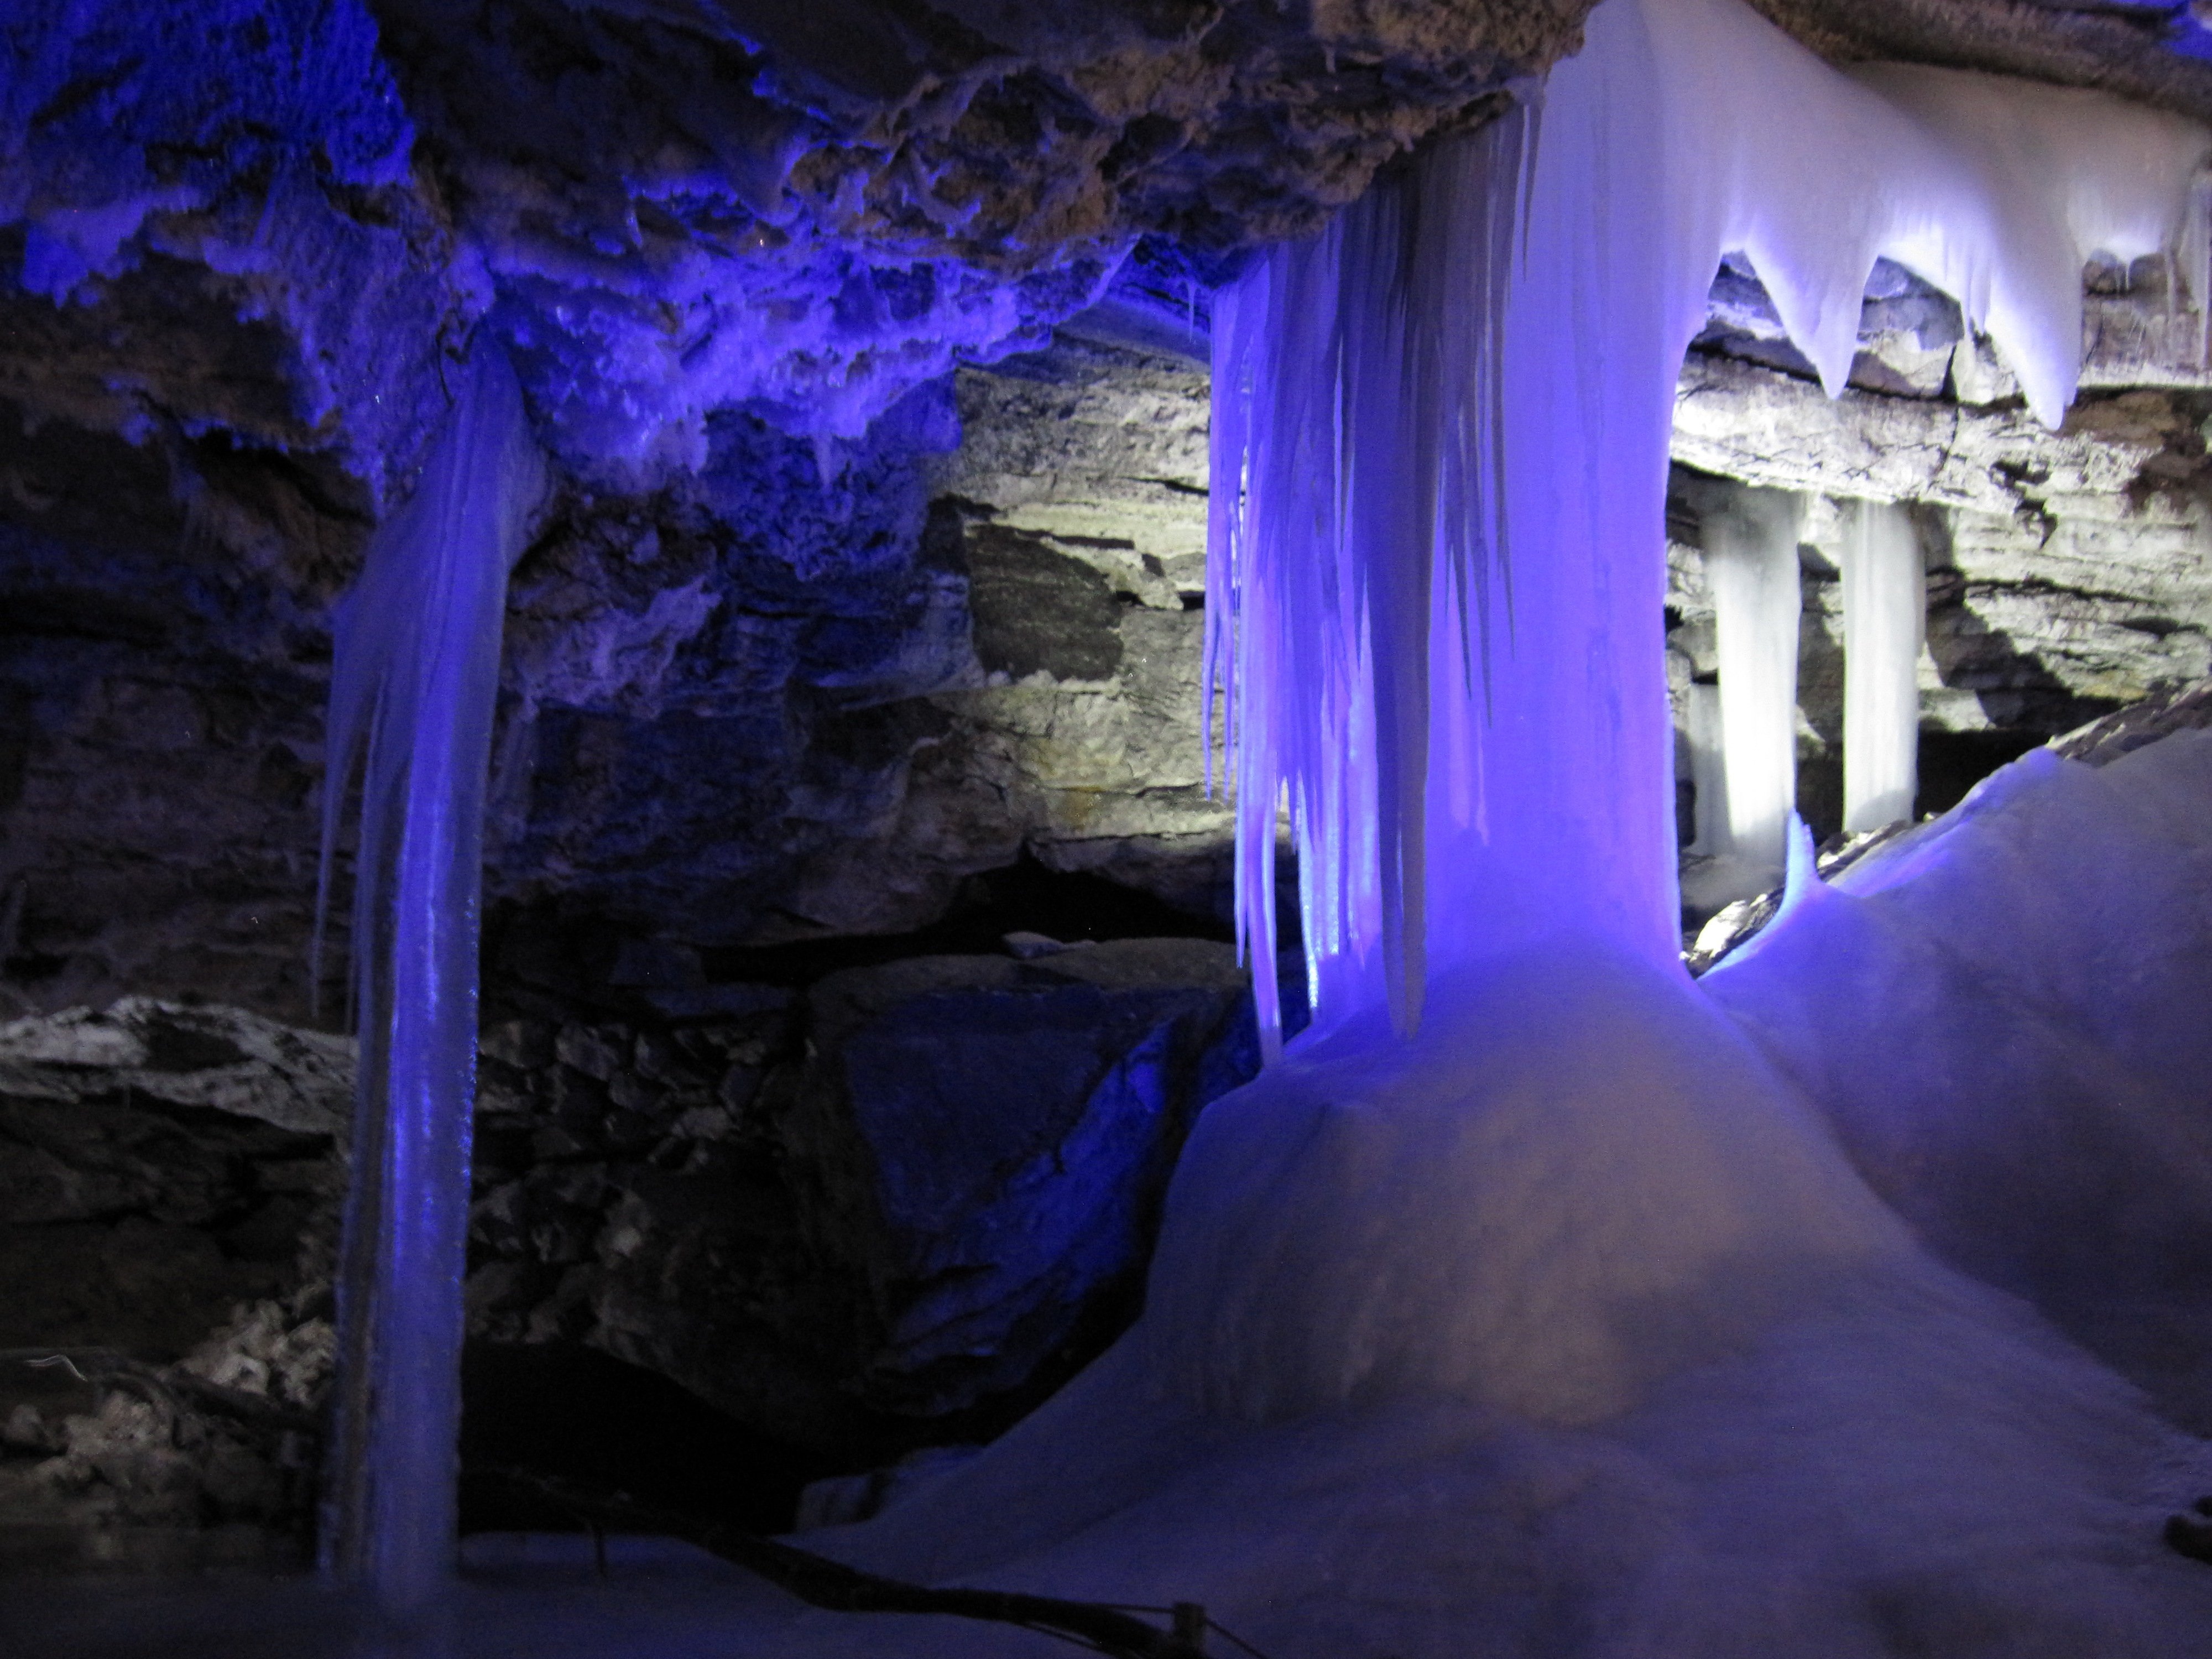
1686 680 1727 857
1841 499 1925 832
319 343 543 1606
1704 488 1803 890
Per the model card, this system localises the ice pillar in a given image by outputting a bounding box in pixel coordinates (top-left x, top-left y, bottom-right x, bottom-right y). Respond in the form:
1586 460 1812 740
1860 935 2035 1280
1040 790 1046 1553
317 343 543 1605
1208 28 1702 1049
1705 488 1804 889
1841 499 1924 832
1687 681 1728 857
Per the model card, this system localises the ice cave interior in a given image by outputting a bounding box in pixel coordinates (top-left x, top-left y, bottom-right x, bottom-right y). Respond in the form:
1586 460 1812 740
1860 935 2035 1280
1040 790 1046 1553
11 0 2212 1655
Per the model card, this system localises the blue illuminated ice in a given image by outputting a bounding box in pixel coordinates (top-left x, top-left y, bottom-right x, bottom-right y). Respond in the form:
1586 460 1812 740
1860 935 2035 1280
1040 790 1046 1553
302 0 2212 1644
735 0 2212 1652
318 342 544 1606
1209 0 2211 1052
760 714 2212 1659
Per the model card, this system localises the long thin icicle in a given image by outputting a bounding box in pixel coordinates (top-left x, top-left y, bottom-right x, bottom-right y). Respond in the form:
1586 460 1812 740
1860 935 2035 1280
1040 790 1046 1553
317 342 542 1604
1209 0 2211 1053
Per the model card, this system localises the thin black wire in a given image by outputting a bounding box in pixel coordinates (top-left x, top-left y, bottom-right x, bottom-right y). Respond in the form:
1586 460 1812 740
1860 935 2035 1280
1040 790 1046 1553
1097 1603 1277 1659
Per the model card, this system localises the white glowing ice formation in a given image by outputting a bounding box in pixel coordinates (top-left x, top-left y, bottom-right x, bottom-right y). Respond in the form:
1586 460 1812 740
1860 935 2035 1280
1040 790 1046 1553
1209 0 2211 1048
317 343 543 1601
1705 487 1805 893
1841 499 1926 832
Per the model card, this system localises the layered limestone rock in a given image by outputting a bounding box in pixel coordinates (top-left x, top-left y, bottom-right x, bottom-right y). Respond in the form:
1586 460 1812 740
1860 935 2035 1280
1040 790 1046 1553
0 335 1222 1020
1667 250 2212 853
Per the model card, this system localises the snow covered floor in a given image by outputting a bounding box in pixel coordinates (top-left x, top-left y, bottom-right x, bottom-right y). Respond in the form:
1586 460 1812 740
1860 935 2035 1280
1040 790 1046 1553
19 732 2212 1656
776 729 2212 1656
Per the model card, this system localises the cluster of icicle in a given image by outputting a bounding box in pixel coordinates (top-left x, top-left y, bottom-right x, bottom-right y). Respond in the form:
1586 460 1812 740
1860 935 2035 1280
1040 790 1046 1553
1207 0 2212 1055
316 342 543 1605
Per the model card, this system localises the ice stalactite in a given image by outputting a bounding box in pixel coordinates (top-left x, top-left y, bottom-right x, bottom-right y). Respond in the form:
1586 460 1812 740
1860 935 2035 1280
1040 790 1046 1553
1841 499 1926 832
1209 0 2212 1050
1704 487 1805 896
317 342 544 1605
1208 59 1686 1053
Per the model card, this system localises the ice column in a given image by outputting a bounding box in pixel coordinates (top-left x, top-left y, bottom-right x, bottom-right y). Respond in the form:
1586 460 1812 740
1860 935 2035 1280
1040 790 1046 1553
1706 488 1805 891
1208 66 1693 1051
317 343 543 1604
1687 681 1728 857
1841 500 1924 832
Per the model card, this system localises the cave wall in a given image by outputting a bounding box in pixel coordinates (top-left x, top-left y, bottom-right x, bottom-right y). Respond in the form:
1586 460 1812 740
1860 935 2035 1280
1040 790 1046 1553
13 0 2212 1563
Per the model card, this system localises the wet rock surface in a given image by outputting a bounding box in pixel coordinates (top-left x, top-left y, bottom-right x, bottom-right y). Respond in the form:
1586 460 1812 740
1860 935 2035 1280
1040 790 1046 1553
0 938 1285 1553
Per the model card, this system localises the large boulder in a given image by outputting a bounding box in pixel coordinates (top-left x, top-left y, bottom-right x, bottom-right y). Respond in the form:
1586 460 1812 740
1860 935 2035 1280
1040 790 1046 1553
466 937 1275 1453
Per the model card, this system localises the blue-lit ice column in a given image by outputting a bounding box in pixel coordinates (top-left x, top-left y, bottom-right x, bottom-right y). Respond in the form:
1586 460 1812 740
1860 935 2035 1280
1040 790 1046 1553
1209 0 1718 1050
318 343 543 1605
1841 499 1924 831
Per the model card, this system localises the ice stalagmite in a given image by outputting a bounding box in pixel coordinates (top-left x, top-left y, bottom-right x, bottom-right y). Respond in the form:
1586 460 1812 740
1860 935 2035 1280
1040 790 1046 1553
1705 487 1805 895
1841 499 1925 832
317 342 543 1604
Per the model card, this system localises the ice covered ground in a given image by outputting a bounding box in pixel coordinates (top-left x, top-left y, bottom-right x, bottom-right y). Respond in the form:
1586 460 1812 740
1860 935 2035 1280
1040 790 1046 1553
21 728 2212 1658
731 732 2212 1658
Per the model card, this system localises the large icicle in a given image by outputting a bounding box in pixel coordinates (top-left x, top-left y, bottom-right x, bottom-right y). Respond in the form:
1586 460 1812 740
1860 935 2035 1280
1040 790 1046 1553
1705 487 1805 896
1840 499 1925 832
1206 112 1531 1049
1209 0 2212 1048
317 343 543 1604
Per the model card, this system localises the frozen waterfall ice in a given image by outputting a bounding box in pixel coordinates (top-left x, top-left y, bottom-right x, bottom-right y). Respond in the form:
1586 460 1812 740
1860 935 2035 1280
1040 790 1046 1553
1208 0 2211 1048
317 342 544 1605
1841 498 1927 832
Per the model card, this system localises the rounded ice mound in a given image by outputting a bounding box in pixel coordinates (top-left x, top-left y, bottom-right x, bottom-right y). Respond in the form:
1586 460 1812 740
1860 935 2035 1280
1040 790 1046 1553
1141 939 1916 1425
798 930 2212 1657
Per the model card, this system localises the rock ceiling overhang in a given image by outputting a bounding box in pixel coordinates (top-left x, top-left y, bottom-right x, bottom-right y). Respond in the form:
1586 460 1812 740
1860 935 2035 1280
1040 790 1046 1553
13 0 2212 500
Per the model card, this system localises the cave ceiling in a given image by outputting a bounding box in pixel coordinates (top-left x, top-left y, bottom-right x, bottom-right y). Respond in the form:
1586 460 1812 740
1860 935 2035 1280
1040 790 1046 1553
11 0 2212 494
9 1 2212 1019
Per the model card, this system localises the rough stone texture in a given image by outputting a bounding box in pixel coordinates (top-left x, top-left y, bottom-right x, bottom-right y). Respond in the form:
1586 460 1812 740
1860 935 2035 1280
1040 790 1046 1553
2050 671 2212 765
17 291 2212 1015
0 333 1225 1021
1746 0 2212 125
1 0 1589 497
466 937 1266 1453
483 333 1225 957
0 999 346 1568
0 998 349 1356
0 505 343 1024
0 942 1271 1545
363 0 1586 462
1667 255 2212 847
